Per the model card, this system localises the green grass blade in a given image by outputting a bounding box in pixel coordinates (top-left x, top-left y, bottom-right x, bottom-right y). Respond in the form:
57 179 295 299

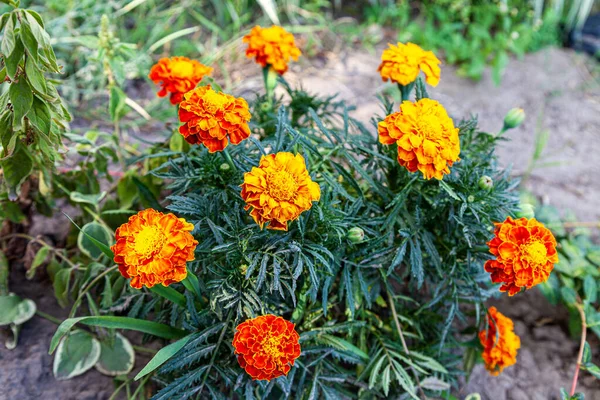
134 334 192 381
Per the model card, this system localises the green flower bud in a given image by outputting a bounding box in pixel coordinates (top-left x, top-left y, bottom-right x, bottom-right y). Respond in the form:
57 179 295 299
515 203 535 219
347 227 365 244
467 195 475 203
503 108 525 130
239 264 248 276
260 101 271 112
220 162 231 171
478 175 493 191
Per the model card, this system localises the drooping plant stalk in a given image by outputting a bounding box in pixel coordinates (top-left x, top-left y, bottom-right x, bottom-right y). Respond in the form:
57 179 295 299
569 301 587 397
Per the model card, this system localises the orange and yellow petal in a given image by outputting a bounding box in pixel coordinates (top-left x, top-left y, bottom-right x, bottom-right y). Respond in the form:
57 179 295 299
479 307 520 375
377 42 441 87
148 57 213 105
243 25 301 75
110 209 198 289
240 152 320 231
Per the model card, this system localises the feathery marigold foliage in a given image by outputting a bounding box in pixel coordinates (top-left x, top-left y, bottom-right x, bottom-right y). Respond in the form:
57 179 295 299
479 307 521 376
485 216 558 296
111 209 198 289
232 314 301 381
243 25 301 74
178 85 252 152
240 152 321 231
148 56 213 104
378 42 441 87
378 98 460 180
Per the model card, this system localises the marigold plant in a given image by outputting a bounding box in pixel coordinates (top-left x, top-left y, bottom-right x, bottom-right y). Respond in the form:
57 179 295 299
243 25 301 74
485 216 558 296
148 56 213 104
479 307 521 376
232 314 301 381
378 98 460 180
111 209 198 289
378 42 441 87
178 85 252 152
240 152 321 230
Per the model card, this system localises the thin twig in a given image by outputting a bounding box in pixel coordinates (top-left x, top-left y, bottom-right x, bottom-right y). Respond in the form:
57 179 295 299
386 287 426 399
570 302 587 397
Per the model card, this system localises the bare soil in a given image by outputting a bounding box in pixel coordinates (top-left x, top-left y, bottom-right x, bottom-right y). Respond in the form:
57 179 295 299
1 45 599 399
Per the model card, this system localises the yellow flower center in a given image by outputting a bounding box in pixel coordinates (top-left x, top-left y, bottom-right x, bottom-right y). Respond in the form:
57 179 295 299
416 114 440 139
202 89 229 112
261 335 284 360
267 170 298 201
170 61 194 77
134 225 166 258
523 240 547 265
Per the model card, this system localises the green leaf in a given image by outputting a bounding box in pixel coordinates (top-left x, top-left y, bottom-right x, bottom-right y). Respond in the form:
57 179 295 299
117 175 137 210
69 191 107 207
439 180 460 201
49 316 187 354
420 376 450 391
26 245 49 279
26 96 51 135
149 284 187 308
19 17 38 61
582 341 592 364
134 335 192 381
9 76 33 125
0 110 13 153
25 58 47 94
581 363 600 379
560 287 578 305
1 142 33 198
77 222 112 260
53 268 71 308
109 85 127 122
317 334 369 361
583 275 597 303
5 35 23 81
0 249 8 296
181 270 201 300
0 294 23 325
64 213 114 259
95 333 135 376
53 330 101 380
1 14 16 57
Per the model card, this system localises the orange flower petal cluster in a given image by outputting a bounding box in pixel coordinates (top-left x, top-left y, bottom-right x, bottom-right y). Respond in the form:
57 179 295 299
232 315 301 381
378 42 441 87
241 152 321 231
378 98 460 180
479 307 520 376
111 209 198 289
485 217 558 296
148 56 213 104
243 25 301 74
178 85 251 152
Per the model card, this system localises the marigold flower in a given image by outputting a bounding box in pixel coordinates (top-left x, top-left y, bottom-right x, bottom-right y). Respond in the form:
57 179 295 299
111 209 198 289
241 152 320 231
243 25 301 74
232 314 301 381
378 98 460 180
378 42 441 87
178 85 251 152
479 307 520 376
148 56 213 104
484 217 558 296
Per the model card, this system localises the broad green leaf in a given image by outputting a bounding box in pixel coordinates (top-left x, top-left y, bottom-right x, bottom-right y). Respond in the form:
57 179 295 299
26 245 49 279
1 142 33 198
149 284 187 308
134 335 192 380
0 110 12 151
0 249 8 296
77 222 112 260
95 333 135 376
53 330 101 380
583 275 597 303
109 85 127 122
117 175 137 210
64 214 114 259
581 363 600 379
19 18 38 61
582 341 591 364
0 294 23 325
53 268 71 308
5 35 23 81
25 58 47 94
560 287 578 305
49 316 187 354
9 76 33 125
11 297 36 325
1 14 16 57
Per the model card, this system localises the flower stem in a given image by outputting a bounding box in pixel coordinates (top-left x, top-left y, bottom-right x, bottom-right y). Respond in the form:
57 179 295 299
220 147 236 170
570 302 587 397
263 65 277 108
398 82 416 102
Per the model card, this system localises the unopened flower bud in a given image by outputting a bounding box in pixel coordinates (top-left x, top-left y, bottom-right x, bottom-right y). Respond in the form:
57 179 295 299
467 195 475 203
347 227 365 244
239 264 248 276
503 108 525 130
515 203 535 219
220 162 231 171
478 175 493 191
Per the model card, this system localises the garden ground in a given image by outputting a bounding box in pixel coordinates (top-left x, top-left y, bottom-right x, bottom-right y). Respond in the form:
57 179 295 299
1 44 599 399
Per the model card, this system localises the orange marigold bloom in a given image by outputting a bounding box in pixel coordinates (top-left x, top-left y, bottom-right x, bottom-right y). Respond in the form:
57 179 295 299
111 209 198 289
148 56 213 104
378 42 441 87
485 217 558 296
378 98 460 180
241 152 320 231
178 85 251 152
479 307 521 376
243 25 301 74
232 315 301 381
